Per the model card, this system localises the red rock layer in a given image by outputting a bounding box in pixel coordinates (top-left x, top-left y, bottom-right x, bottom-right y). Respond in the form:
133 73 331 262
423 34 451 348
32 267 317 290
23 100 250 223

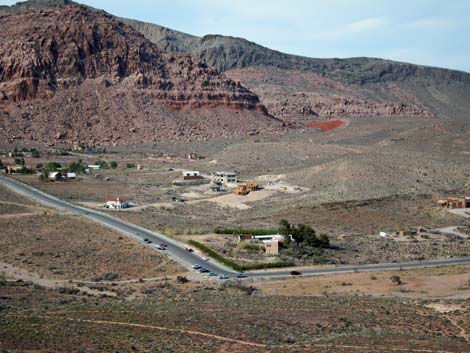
0 4 281 144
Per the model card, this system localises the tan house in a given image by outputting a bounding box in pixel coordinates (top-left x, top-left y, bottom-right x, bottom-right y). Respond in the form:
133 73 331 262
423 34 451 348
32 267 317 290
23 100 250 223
438 197 470 209
263 239 279 255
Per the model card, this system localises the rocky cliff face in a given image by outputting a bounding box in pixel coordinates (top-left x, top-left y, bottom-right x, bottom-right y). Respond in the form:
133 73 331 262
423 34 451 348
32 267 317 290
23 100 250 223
121 18 470 121
226 67 438 124
0 4 282 145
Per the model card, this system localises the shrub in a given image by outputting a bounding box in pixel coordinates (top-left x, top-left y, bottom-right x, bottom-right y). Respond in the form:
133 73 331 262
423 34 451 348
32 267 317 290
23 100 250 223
110 161 118 169
214 228 279 236
14 157 25 166
187 240 294 271
18 167 34 175
390 275 402 285
176 276 189 283
46 161 62 172
126 163 136 169
31 149 41 158
68 161 87 174
57 287 80 295
96 160 109 169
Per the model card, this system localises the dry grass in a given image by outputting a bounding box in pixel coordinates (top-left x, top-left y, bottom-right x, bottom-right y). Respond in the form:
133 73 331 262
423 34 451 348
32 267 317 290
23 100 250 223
0 213 184 281
257 264 470 299
1 281 469 352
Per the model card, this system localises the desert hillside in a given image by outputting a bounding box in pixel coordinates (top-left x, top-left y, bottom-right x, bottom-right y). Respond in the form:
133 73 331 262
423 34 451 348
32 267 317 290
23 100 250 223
0 2 281 146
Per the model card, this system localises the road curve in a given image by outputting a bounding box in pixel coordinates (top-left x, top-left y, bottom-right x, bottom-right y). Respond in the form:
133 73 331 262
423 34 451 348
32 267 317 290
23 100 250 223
0 175 234 276
2 175 470 280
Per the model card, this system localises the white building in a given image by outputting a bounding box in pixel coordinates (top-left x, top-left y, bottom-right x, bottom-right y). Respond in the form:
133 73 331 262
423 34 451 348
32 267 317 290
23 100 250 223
104 196 129 209
67 172 76 179
182 171 203 180
211 171 238 185
48 172 61 181
87 165 100 170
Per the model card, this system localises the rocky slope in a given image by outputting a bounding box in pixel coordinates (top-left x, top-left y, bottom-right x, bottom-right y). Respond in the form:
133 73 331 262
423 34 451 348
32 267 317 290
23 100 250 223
124 18 470 122
0 3 282 145
2 0 470 143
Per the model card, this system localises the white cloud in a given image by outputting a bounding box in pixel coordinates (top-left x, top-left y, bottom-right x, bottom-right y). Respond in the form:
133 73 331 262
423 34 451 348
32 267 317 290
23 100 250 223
401 18 455 31
308 17 387 41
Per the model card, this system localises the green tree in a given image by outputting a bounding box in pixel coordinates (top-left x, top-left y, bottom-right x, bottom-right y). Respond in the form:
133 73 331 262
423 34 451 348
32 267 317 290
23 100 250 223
126 163 136 169
291 224 305 243
317 233 330 248
46 162 62 172
96 160 109 169
14 158 24 166
278 219 292 246
110 161 118 169
68 161 86 174
31 149 41 158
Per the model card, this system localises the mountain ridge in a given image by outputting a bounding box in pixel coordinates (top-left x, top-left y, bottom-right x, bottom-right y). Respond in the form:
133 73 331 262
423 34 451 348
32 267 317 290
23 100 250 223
0 3 282 146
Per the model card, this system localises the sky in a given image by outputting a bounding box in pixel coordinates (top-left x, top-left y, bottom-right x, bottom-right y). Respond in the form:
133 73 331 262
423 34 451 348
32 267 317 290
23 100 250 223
1 0 469 72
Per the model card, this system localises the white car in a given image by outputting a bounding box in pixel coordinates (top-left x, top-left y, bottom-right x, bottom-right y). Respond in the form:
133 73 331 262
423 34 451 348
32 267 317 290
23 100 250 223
202 257 209 261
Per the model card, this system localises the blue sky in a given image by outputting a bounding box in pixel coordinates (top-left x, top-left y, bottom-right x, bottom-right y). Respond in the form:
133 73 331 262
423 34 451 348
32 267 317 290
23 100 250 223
2 0 469 72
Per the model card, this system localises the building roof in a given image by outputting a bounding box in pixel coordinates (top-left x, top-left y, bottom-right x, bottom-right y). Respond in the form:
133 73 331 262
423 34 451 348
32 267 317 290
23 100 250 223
182 171 200 175
49 172 60 178
212 171 238 175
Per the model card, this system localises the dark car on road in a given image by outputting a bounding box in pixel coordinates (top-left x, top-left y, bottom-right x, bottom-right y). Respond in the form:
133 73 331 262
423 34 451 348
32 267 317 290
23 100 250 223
290 270 302 276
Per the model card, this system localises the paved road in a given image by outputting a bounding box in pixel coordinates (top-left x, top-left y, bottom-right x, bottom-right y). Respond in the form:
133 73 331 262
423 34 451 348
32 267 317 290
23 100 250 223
2 175 470 280
0 175 234 276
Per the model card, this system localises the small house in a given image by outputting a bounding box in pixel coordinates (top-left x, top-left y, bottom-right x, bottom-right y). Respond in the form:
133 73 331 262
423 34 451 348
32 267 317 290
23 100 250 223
187 152 206 160
67 172 76 179
6 165 24 174
399 229 417 237
438 197 470 209
104 196 129 209
182 171 203 181
263 239 279 255
87 165 100 170
48 172 62 181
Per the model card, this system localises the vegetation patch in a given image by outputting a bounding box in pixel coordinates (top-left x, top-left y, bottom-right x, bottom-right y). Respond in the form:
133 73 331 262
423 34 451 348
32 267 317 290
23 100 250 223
187 240 294 271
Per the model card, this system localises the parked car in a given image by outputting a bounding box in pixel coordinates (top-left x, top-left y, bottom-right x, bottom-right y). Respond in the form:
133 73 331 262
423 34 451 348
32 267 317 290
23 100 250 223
155 245 165 250
236 273 248 278
185 247 194 252
192 264 202 269
160 243 168 247
208 272 218 276
199 268 209 273
202 257 209 261
219 274 229 280
290 270 302 276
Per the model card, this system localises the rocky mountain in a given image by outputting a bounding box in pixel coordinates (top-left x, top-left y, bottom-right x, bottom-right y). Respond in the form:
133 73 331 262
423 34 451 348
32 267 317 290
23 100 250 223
0 3 282 146
1 0 470 146
123 18 470 122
